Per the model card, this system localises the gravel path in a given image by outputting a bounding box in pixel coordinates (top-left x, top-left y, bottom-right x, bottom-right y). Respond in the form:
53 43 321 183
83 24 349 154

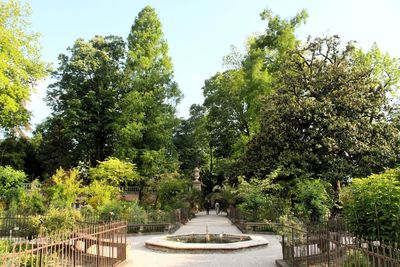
120 211 282 267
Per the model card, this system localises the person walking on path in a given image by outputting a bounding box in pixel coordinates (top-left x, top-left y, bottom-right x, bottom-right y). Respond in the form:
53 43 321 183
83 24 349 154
215 201 220 215
204 199 211 215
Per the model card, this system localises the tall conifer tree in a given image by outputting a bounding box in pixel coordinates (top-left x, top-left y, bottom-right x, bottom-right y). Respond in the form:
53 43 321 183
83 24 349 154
116 6 182 178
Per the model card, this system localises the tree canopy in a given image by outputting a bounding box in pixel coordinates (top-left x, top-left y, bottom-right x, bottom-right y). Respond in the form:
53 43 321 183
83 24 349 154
0 0 47 134
116 6 182 178
46 35 126 167
244 36 400 182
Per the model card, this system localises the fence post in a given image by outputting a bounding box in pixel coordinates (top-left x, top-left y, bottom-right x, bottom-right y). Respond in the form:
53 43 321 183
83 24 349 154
96 230 100 267
73 236 76 267
291 227 295 267
326 224 330 267
306 230 309 267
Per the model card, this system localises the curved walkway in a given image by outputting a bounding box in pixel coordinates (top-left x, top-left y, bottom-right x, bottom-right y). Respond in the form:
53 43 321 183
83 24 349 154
121 211 282 267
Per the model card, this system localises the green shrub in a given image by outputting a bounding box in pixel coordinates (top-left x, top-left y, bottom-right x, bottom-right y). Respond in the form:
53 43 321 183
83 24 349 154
0 166 27 191
157 175 189 210
234 177 270 222
146 209 170 223
84 180 120 210
3 187 25 212
19 181 46 214
99 201 148 223
0 166 27 209
40 208 82 235
341 168 400 242
292 179 333 222
46 168 82 209
0 240 11 254
89 157 139 187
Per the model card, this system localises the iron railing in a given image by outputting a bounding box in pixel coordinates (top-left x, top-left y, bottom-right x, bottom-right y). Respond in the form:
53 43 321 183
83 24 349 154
279 223 400 267
0 221 127 267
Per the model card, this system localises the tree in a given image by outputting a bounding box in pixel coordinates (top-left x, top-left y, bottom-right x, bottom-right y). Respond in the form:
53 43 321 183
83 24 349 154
203 69 249 158
245 36 400 183
116 6 182 179
0 137 28 170
46 35 126 166
201 10 308 184
0 0 47 134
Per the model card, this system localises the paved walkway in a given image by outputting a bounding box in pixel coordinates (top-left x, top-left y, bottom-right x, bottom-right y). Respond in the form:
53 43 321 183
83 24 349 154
121 211 282 267
174 211 242 235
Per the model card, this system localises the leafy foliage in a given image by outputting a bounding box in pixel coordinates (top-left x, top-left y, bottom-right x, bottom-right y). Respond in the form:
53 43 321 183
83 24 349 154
89 157 139 186
292 179 333 222
84 180 120 210
40 207 82 235
232 175 287 222
18 181 45 214
46 168 82 209
156 174 189 210
0 166 27 192
199 10 308 188
34 116 75 175
174 105 209 175
0 0 47 133
0 137 43 178
46 36 126 166
0 166 27 210
116 6 181 179
99 200 147 223
236 179 269 222
245 36 400 182
341 168 400 242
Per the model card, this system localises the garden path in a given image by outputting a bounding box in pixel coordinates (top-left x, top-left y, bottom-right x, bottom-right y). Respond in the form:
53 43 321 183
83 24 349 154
121 211 282 267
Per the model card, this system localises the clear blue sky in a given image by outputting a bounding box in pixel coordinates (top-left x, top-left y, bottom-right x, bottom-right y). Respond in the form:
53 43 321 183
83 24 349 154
25 0 400 129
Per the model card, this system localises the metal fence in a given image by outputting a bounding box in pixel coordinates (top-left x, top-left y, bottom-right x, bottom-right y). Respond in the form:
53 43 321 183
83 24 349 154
279 223 400 267
126 207 192 234
227 206 400 266
0 221 127 267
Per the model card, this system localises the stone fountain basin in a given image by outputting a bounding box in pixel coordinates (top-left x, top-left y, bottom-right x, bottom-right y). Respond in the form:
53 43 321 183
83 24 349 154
145 233 269 253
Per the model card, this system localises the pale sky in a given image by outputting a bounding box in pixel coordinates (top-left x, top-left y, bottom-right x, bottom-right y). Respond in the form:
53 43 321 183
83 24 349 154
25 0 400 130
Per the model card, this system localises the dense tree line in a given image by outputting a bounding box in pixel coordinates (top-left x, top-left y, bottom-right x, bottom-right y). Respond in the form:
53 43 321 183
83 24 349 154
1 4 182 185
1 1 400 235
181 10 400 194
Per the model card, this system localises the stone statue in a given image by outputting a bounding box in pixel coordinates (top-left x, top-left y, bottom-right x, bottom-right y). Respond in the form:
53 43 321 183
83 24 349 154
192 167 202 191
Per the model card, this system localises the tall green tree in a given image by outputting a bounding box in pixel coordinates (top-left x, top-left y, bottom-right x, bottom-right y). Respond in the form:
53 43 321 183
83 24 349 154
46 36 126 167
245 36 400 183
201 10 307 183
0 0 47 134
116 6 182 178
